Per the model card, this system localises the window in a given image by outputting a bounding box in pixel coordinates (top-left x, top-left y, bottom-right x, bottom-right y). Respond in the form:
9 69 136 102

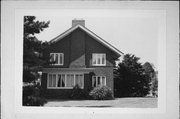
57 74 65 87
50 53 64 65
92 53 106 66
66 74 74 87
48 74 57 87
47 73 84 89
75 74 84 88
92 76 106 87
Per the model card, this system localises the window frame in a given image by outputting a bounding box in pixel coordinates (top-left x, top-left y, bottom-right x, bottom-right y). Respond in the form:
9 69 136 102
92 53 106 66
50 53 64 65
92 76 106 87
47 73 84 89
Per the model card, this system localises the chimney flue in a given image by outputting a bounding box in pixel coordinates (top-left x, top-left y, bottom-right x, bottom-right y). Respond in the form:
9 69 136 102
72 19 85 27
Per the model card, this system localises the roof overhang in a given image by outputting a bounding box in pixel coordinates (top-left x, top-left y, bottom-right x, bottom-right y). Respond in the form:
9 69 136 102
49 25 124 57
42 68 95 73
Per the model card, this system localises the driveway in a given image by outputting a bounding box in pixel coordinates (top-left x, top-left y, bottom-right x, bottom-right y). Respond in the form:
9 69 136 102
44 97 157 108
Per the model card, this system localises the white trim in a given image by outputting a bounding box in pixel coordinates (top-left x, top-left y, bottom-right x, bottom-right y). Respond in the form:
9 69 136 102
47 73 84 89
73 74 75 86
65 74 67 87
50 53 64 65
50 25 123 56
47 87 73 89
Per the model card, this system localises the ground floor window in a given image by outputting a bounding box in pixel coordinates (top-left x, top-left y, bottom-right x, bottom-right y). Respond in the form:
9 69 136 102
47 73 84 89
92 76 106 87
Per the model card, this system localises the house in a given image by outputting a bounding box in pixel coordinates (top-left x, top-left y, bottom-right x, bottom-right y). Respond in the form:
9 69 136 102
41 19 123 99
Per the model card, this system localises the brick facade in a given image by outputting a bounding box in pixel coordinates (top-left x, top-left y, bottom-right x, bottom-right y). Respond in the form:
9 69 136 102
41 23 121 99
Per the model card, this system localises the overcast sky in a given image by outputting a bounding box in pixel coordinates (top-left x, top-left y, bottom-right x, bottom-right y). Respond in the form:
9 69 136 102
34 9 158 69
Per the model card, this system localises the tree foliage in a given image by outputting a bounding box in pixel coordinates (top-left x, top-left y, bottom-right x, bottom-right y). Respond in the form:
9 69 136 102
23 16 50 106
114 54 151 97
23 16 50 82
143 62 155 77
143 62 158 97
23 83 47 106
24 16 49 37
151 72 158 96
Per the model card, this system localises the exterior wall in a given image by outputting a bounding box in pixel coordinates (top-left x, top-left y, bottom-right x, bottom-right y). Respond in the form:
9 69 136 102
42 27 119 99
84 73 92 91
85 33 118 67
69 28 86 67
44 34 71 68
44 28 118 68
41 72 93 99
41 73 48 96
44 28 87 68
41 68 114 99
91 67 114 95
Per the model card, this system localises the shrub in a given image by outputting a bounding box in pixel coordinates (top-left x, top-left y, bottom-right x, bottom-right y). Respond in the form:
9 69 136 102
23 83 47 106
89 85 114 100
70 84 89 100
23 95 47 106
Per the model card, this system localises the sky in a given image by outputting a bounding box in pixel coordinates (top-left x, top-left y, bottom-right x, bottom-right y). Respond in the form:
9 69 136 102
34 9 158 69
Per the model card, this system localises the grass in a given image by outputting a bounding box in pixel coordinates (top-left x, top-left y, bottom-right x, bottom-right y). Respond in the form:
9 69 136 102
44 97 157 108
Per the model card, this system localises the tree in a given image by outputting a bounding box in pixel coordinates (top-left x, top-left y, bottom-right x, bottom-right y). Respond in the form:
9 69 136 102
152 72 158 97
23 16 50 83
23 16 50 106
143 62 155 76
143 62 158 97
114 54 151 97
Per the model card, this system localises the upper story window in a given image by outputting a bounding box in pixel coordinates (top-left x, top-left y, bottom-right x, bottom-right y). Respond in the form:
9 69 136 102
50 53 64 65
92 53 106 66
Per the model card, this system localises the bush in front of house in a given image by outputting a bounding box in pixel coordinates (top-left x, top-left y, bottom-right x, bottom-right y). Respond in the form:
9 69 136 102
23 83 47 106
70 84 89 100
89 85 114 100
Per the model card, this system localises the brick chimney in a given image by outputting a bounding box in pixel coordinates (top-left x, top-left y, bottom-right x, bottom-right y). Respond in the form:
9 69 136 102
72 19 85 27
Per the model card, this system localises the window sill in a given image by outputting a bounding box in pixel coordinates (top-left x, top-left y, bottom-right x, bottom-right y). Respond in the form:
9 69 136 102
92 64 106 66
92 65 106 66
51 64 64 66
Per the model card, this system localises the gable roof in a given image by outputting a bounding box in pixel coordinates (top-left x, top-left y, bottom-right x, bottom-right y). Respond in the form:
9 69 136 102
49 24 124 56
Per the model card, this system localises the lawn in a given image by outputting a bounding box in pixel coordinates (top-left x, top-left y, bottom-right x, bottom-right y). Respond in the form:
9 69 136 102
44 97 157 108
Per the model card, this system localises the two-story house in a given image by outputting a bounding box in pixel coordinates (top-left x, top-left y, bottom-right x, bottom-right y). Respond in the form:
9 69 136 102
41 19 123 99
